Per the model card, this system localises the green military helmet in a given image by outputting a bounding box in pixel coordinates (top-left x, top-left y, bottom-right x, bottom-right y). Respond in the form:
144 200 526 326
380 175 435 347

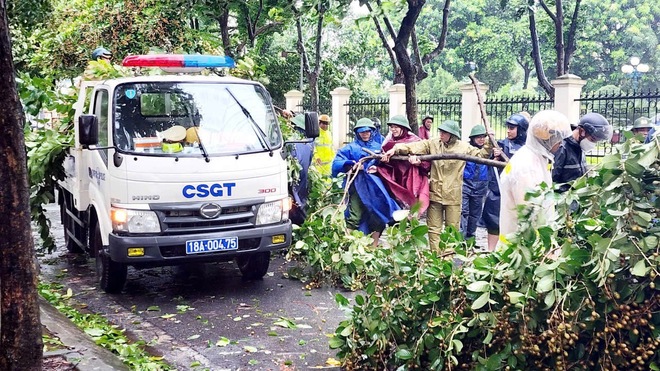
438 120 461 138
633 117 653 130
469 125 487 137
387 115 412 131
290 114 305 130
354 117 376 133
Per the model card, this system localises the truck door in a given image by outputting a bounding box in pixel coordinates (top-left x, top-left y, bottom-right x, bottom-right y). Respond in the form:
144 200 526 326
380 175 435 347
86 88 111 226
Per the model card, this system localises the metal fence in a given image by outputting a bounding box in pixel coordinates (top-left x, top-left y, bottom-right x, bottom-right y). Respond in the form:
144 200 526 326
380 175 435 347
484 94 554 140
299 99 332 117
344 98 390 143
577 89 660 158
418 96 462 133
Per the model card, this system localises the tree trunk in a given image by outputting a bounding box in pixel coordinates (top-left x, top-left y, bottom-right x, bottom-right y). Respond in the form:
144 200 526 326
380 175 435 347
308 72 319 113
523 65 531 90
529 7 555 98
218 5 233 59
554 0 565 76
0 2 44 369
563 0 582 73
393 0 424 134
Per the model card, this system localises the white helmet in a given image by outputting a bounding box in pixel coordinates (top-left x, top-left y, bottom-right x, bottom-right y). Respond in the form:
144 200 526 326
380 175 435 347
526 110 572 160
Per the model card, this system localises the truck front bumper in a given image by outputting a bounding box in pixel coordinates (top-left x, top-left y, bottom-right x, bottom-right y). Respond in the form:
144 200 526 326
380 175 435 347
107 221 291 266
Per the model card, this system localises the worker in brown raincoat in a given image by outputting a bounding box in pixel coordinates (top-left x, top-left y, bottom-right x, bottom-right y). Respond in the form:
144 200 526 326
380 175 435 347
381 120 493 250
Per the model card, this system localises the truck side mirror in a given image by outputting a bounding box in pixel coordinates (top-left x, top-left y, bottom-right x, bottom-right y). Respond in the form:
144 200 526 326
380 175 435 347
304 112 320 139
79 114 99 146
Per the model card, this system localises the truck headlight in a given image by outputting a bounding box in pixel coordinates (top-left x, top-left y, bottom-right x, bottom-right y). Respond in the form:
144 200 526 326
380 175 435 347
111 208 161 233
256 198 290 225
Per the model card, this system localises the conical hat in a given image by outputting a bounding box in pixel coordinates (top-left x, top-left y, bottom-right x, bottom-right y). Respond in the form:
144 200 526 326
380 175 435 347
161 125 186 142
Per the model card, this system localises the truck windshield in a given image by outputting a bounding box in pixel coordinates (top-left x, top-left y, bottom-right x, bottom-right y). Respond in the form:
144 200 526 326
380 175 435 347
113 82 281 156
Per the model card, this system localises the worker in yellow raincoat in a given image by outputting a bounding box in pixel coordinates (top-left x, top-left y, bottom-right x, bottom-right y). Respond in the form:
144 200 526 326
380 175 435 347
381 120 493 250
313 114 335 176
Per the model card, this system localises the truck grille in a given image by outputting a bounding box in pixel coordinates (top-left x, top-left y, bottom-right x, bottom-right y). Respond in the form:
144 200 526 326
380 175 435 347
152 201 261 235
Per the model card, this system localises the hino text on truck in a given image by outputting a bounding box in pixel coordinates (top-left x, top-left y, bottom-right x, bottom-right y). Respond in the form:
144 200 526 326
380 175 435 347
58 54 319 293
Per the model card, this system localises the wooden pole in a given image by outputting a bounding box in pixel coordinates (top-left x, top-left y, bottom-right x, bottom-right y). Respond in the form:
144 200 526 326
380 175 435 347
468 73 509 162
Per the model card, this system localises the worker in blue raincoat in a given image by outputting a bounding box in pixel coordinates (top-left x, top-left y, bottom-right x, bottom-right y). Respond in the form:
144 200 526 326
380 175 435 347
332 118 400 246
288 115 314 225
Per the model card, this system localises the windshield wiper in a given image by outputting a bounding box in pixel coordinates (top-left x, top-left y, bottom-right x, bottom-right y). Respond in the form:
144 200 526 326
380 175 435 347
225 88 273 155
185 108 210 162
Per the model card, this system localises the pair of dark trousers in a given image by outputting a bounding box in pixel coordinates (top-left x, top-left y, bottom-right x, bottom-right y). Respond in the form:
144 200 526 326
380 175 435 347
461 191 486 238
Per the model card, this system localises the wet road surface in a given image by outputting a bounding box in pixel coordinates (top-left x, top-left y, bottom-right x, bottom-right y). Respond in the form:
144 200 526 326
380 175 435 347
37 204 352 370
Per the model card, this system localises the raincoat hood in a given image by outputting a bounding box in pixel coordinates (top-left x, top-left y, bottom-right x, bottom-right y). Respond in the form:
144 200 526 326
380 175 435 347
526 110 572 161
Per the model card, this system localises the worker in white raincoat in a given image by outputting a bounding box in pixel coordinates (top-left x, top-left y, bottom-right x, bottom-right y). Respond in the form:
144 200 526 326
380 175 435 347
498 110 572 242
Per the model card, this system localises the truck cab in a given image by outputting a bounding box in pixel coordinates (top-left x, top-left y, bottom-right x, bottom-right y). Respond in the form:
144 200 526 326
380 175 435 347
58 55 318 293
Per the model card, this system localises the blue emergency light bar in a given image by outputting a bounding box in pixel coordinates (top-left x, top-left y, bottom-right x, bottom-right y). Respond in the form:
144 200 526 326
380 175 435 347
122 54 236 68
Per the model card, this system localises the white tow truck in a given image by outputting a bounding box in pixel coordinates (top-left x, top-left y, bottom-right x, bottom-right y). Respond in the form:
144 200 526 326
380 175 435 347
58 54 318 293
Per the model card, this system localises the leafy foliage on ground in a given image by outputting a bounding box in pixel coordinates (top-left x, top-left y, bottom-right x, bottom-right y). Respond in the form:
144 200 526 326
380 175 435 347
39 282 171 370
325 136 660 369
285 161 381 290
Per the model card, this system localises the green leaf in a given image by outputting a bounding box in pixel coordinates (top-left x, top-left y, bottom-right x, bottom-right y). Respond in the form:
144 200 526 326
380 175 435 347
624 159 645 176
355 294 364 305
335 293 349 306
506 291 525 304
471 292 490 310
466 280 490 293
536 274 554 293
395 348 413 360
187 334 201 340
244 345 258 353
606 208 629 216
483 330 494 344
631 260 650 277
328 336 344 349
340 324 353 337
84 328 105 337
544 290 556 308
146 306 161 312
216 337 230 347
636 145 658 167
273 317 297 329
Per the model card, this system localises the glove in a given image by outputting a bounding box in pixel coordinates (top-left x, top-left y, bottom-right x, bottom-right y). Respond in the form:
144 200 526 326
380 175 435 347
344 160 356 171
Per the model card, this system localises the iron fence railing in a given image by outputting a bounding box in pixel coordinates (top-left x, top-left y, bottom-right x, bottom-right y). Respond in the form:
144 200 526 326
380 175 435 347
299 100 332 117
484 94 554 141
344 98 390 143
577 89 660 158
417 97 462 133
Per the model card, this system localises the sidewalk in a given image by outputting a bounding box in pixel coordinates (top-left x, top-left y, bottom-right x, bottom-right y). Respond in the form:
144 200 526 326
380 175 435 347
40 297 129 371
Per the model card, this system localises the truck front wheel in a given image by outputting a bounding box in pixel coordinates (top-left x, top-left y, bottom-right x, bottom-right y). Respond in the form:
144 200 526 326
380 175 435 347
236 252 271 280
92 223 127 293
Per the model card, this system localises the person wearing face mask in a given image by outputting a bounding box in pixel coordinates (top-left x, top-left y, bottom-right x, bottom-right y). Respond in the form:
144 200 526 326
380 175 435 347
499 110 572 240
552 112 613 192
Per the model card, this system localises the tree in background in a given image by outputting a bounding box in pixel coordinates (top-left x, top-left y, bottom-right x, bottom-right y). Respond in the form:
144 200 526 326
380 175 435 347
361 0 451 133
0 0 44 368
291 0 352 112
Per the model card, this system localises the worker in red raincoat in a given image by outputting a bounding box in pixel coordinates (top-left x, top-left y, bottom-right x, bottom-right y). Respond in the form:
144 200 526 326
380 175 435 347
376 115 430 213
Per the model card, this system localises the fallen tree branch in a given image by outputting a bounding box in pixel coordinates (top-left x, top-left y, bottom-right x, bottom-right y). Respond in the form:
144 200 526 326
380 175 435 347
362 148 506 168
